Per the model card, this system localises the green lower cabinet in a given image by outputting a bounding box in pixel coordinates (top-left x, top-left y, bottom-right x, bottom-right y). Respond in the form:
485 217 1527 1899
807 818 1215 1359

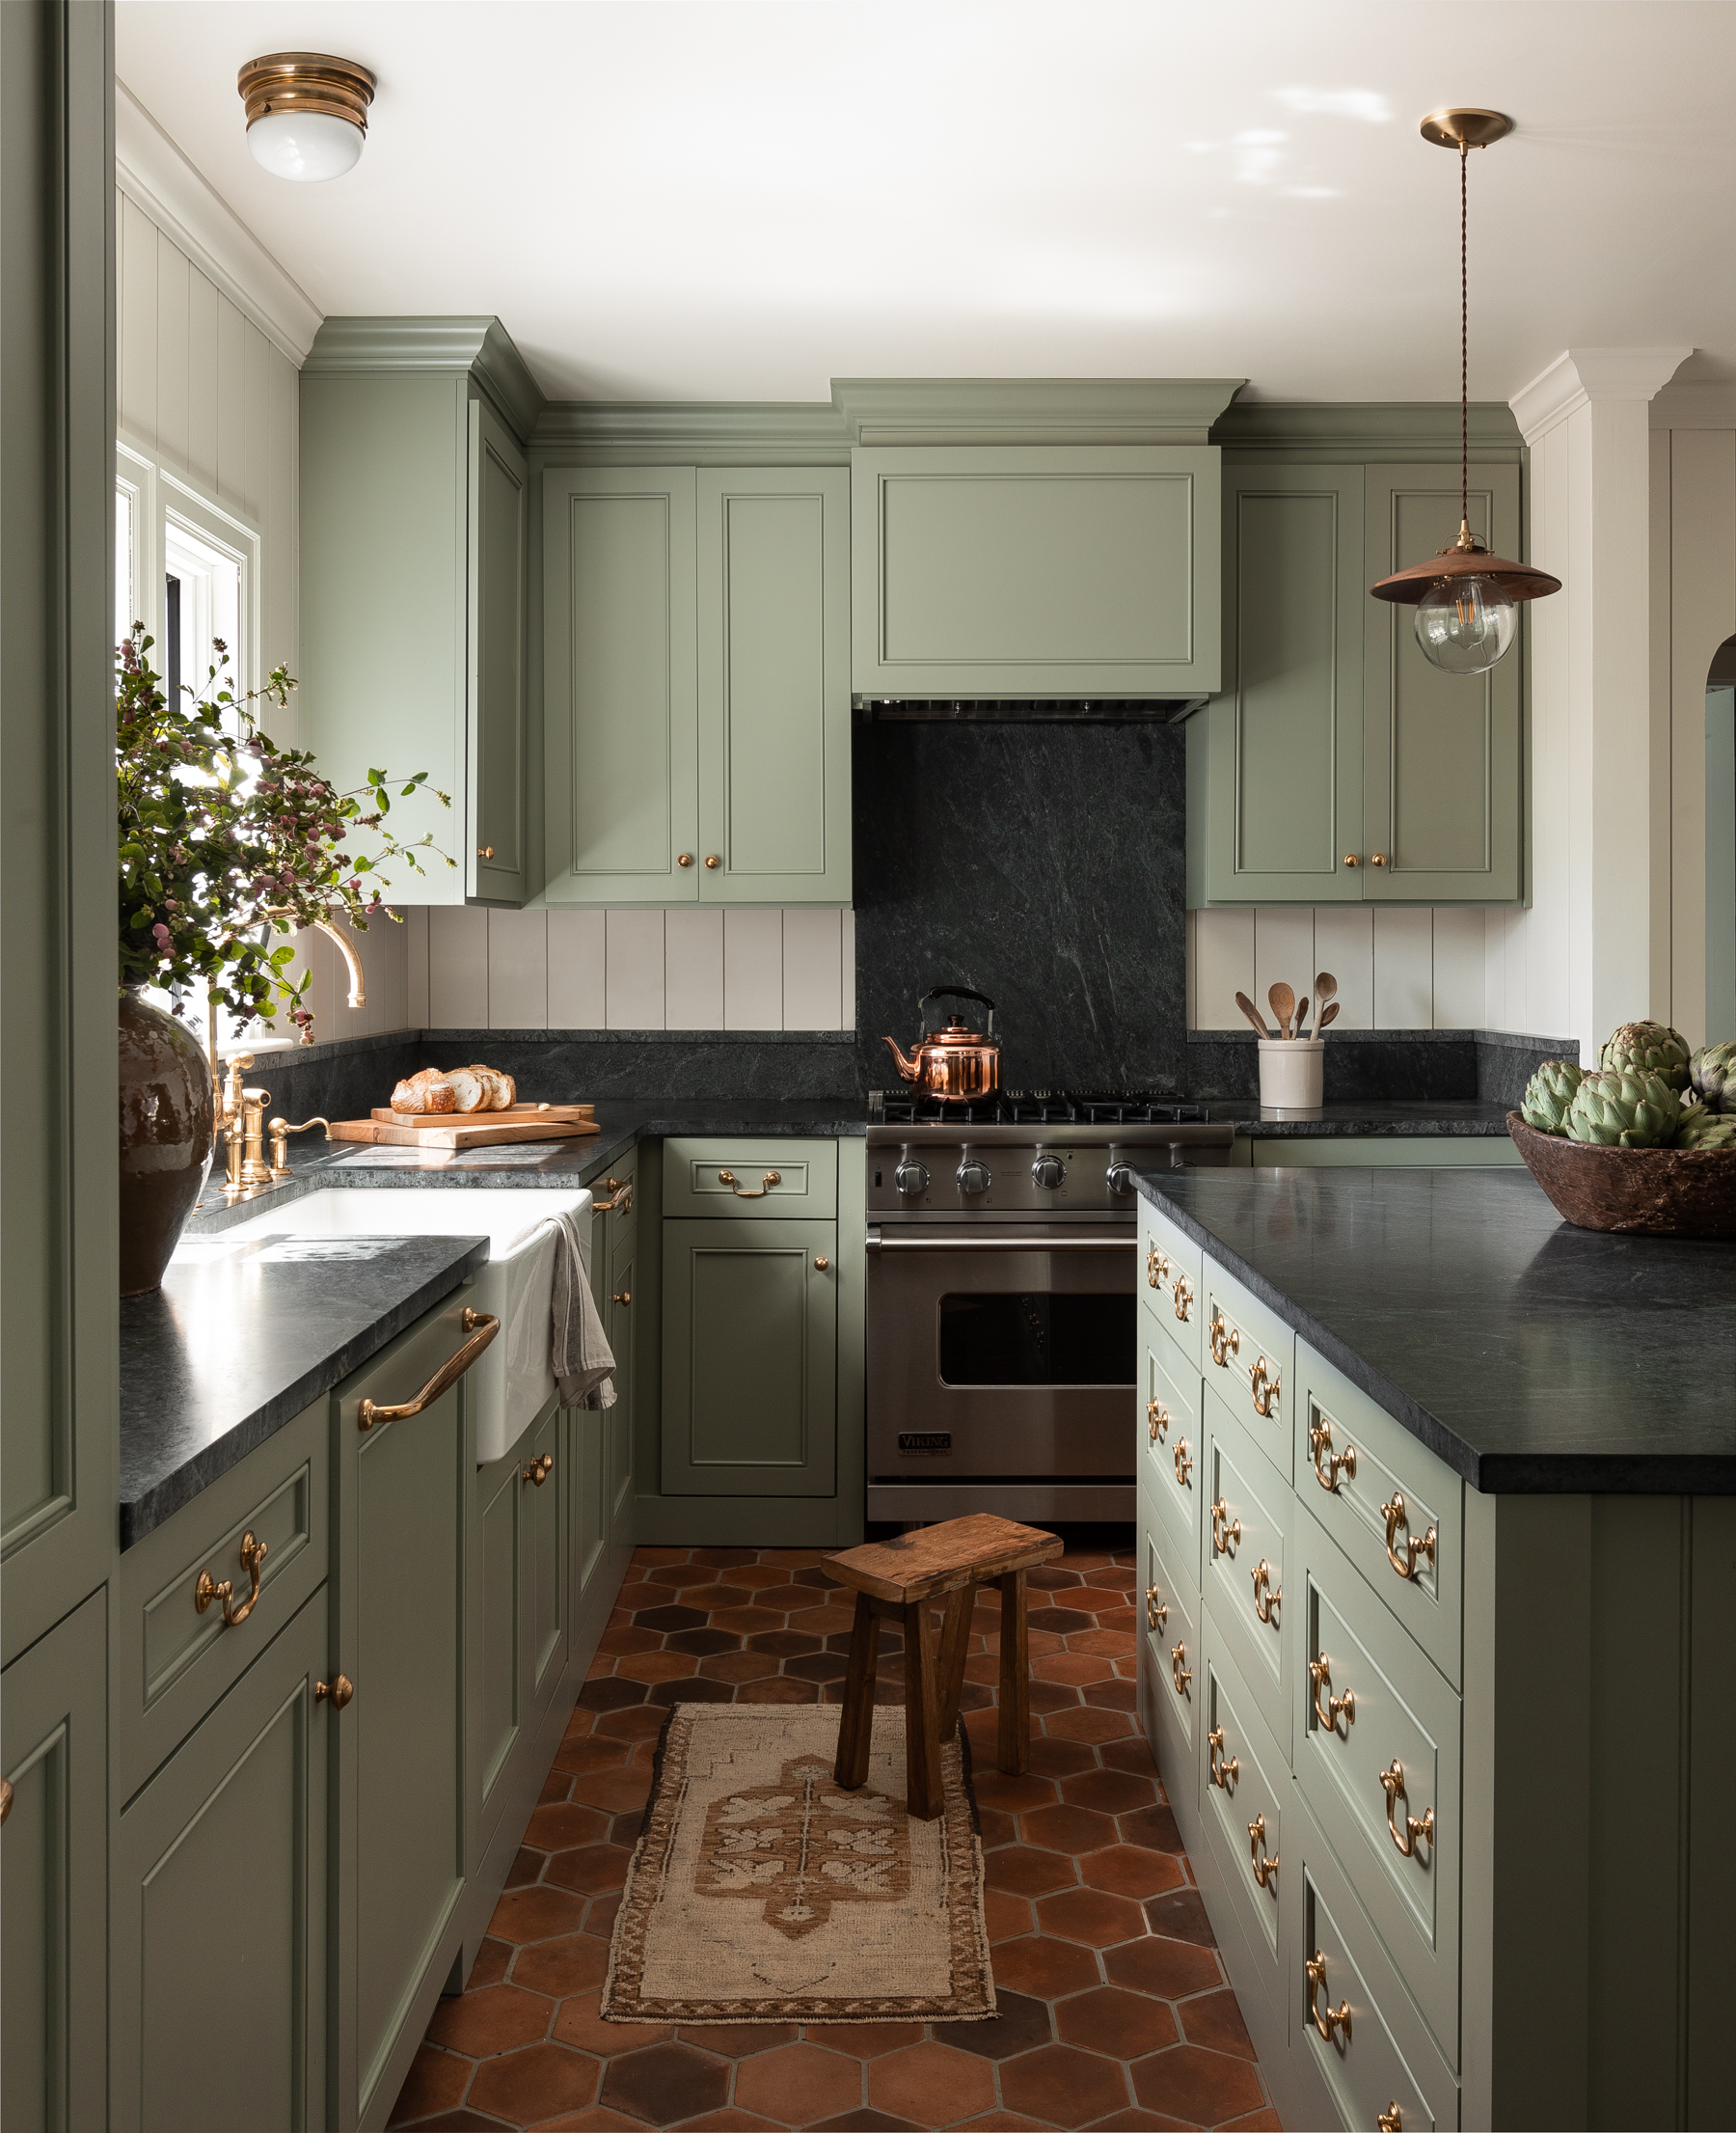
520 1400 568 1716
110 1590 329 2133
661 1217 837 1496
607 1233 637 1542
2 1589 107 2133
473 1452 524 1847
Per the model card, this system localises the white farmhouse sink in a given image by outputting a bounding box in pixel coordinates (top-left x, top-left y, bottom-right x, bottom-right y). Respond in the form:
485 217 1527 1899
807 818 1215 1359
221 1189 592 1462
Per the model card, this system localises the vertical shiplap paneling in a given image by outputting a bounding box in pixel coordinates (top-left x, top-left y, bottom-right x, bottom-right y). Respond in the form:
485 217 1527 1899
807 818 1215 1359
1184 909 1198 1029
428 907 489 1028
1191 907 1255 1028
119 194 158 448
605 911 665 1028
1647 428 1674 1025
781 909 843 1030
154 233 190 475
665 909 724 1028
185 266 219 495
214 294 249 516
404 907 431 1029
1252 908 1315 1027
1431 908 1486 1028
1372 907 1433 1026
371 914 410 1037
723 909 784 1028
1312 906 1374 1029
487 910 548 1028
547 910 606 1027
841 907 857 1029
1530 417 1577 1044
265 345 299 735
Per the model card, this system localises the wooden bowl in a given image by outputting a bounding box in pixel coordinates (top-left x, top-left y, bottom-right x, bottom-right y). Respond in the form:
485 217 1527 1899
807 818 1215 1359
1506 1112 1736 1237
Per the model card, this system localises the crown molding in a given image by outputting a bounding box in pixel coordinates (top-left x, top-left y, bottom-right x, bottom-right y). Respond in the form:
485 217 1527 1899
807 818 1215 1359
115 79 321 364
532 400 848 464
1509 346 1694 445
1213 399 1523 460
303 316 544 442
831 376 1244 446
1649 379 1736 430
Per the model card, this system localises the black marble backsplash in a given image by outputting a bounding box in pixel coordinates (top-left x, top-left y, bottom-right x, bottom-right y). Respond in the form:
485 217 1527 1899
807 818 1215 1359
419 1030 858 1102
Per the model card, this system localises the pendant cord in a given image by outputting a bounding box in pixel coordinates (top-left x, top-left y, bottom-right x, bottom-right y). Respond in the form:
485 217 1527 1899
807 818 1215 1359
1460 142 1469 536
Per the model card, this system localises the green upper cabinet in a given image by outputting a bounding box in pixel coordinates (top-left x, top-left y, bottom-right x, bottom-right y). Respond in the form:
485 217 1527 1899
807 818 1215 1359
300 319 541 908
543 464 851 906
851 445 1222 701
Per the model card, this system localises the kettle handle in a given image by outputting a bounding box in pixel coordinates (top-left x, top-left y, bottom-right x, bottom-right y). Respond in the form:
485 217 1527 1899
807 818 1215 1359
919 985 996 1017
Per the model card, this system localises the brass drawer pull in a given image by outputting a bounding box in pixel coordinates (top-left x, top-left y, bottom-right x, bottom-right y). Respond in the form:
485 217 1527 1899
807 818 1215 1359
612 1288 632 1305
1173 1274 1193 1322
523 1452 555 1487
718 1168 780 1199
1173 1439 1193 1489
1305 1952 1351 2043
476 844 495 860
1248 1814 1278 1889
1380 1760 1435 1861
1310 1418 1356 1492
1208 1727 1239 1791
196 1530 267 1627
1251 1559 1281 1626
1209 1498 1241 1556
315 1674 354 1709
1310 1654 1355 1736
1146 1398 1168 1443
1250 1355 1280 1416
595 1183 634 1216
1171 1641 1192 1697
1207 1309 1239 1367
1145 1584 1167 1632
1377 2108 1402 2132
1381 1492 1437 1581
1146 1244 1169 1288
358 1307 499 1431
1 1776 14 1827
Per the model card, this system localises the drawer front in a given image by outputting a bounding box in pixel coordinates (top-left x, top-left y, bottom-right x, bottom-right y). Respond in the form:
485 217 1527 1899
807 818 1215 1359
1137 1485 1200 1818
1295 1510 1461 2063
1201 1390 1290 1753
1293 1339 1462 1688
592 1154 637 1257
1199 1627 1287 1972
1138 1193 1203 1373
1202 1257 1294 1485
118 1399 329 1798
1140 1327 1202 1582
1286 1784 1459 2133
663 1137 837 1219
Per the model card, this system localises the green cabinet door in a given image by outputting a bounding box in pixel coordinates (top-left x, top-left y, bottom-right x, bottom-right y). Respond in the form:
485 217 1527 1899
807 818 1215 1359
2 1590 106 2133
696 468 852 903
1189 466 1367 904
662 1217 837 1497
1362 462 1523 902
469 398 529 904
606 1233 637 1542
472 1449 523 1847
110 1590 329 2133
543 466 700 904
519 1399 568 1717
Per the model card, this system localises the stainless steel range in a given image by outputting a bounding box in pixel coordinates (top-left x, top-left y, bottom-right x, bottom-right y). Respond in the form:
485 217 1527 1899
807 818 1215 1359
865 1089 1234 1525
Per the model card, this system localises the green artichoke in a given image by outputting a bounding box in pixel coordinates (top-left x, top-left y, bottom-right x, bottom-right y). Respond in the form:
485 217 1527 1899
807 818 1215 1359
1673 1105 1736 1151
1520 1058 1585 1135
1688 1040 1736 1112
1565 1068 1682 1148
1599 1020 1692 1091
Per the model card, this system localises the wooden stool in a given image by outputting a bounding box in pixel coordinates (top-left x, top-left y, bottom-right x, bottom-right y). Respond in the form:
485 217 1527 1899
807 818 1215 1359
824 1514 1063 1821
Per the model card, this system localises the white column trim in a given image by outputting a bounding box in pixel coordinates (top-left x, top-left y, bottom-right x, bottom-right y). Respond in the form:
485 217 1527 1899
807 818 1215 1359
1510 347 1693 447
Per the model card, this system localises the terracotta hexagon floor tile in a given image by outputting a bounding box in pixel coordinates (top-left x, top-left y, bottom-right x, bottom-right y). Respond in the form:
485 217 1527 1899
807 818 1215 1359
671 2111 782 2130
568 1766 655 1816
599 2041 731 2125
983 1887 1035 1943
544 1845 631 1896
971 1770 1059 1817
1061 1768 1158 1818
594 1705 674 1741
1098 1739 1164 1778
1141 1890 1216 1947
1080 2111 1197 2131
1025 1736 1099 1780
1215 2109 1285 2129
553 1991 672 2055
673 2022 797 2057
998 2041 1133 2127
1043 1707 1135 1743
554 1737 632 1778
952 2115 1050 2130
649 1677 740 1707
735 1675 821 1703
426 1982 555 2058
578 1678 649 1713
1056 1986 1179 2062
1033 1652 1116 1685
1117 1803 1184 1852
988 1932 1102 2002
985 1845 1078 1900
734 2040 863 2124
698 1649 782 1683
582 1890 624 1941
1128 2044 1264 2124
466 1936 513 1990
1027 1606 1097 1636
977 1805 1018 1849
492 1886 590 1946
467 2042 601 2124
387 2042 470 2125
945 1989 1054 2062
1036 1884 1149 1948
615 1650 700 1683
814 2021 927 2058
1079 1846 1184 1901
1028 1566 1085 1589
525 1802 613 1853
1021 1802 1121 1857
1083 1681 1137 1712
807 2112 922 2131
666 1627 746 1656
1177 1987 1258 2061
744 1628 823 1656
512 1932 610 1998
867 2039 996 2124
1101 1936 1224 2002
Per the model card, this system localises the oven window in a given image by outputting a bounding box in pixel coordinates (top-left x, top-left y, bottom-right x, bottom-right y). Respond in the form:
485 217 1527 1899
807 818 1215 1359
937 1293 1135 1386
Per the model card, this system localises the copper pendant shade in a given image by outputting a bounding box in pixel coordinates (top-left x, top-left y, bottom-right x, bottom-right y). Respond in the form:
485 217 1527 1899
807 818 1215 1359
1369 109 1561 612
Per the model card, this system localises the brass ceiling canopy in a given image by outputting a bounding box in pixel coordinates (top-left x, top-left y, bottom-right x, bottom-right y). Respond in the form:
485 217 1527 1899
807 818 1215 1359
1419 107 1514 152
237 52 376 131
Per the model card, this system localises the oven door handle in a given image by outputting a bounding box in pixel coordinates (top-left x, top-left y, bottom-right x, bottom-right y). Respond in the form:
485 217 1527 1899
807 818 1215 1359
866 1229 1135 1252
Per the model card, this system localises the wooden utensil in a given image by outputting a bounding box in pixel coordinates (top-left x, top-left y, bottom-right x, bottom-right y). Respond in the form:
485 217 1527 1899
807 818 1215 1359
1268 981 1296 1041
1317 1000 1341 1030
1295 994 1311 1034
1315 971 1339 1009
1234 990 1273 1039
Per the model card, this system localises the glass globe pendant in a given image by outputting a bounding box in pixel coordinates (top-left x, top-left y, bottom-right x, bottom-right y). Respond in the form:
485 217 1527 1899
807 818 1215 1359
236 54 375 184
1414 560 1517 673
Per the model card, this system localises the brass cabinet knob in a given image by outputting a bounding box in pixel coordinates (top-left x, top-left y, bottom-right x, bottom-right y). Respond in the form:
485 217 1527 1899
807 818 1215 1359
813 1256 829 1272
523 1452 555 1488
315 1674 354 1709
677 852 693 866
1371 852 1390 866
704 854 719 869
1343 853 1360 867
477 844 495 860
612 1288 632 1306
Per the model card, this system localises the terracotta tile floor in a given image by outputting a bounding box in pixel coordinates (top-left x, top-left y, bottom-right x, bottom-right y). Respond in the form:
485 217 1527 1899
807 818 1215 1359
390 1545 1280 2133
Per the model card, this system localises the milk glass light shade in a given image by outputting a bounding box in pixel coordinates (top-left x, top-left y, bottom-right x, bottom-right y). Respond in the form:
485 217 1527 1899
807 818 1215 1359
247 108 363 181
237 54 375 183
1414 572 1518 674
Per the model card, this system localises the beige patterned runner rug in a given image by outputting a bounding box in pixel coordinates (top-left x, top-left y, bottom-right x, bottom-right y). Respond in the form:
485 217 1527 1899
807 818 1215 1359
602 1702 995 2024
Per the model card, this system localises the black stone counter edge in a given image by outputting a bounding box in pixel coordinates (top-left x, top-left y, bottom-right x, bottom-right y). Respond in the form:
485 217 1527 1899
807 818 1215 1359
1223 1111 1511 1138
119 1240 489 1549
1130 1173 1736 1496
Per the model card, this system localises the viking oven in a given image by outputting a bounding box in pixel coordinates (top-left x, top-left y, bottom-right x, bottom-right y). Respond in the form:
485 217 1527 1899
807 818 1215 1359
864 1091 1234 1524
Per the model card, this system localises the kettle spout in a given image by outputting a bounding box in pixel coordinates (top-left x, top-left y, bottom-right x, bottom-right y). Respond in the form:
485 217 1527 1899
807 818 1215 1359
882 1035 919 1081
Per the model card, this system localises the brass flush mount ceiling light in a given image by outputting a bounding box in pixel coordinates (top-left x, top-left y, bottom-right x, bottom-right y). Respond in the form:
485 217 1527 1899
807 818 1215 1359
237 53 376 182
1369 108 1561 674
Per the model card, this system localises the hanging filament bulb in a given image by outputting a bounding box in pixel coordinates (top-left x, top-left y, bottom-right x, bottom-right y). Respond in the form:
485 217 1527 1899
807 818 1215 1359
1414 555 1517 675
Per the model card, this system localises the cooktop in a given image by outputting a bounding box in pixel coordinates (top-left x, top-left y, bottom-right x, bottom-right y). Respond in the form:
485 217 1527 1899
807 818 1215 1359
867 1088 1211 1127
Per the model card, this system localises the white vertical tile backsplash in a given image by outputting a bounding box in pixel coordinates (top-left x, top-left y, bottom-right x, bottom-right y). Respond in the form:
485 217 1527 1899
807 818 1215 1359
1430 908 1486 1028
1371 907 1434 1026
547 910 606 1026
487 910 548 1028
665 909 725 1028
1190 904 1507 1031
1192 906 1256 1029
841 908 857 1032
780 909 844 1030
605 911 666 1028
723 909 784 1028
429 907 489 1027
1252 909 1316 1028
1312 906 1375 1029
405 907 431 1029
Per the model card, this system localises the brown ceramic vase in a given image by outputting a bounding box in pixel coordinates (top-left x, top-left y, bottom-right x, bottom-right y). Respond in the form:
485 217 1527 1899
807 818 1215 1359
119 988 215 1295
1506 1111 1736 1238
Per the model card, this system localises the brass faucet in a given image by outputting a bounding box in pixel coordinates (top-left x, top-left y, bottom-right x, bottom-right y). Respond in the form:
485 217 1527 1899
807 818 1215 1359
217 1054 275 1200
268 1116 332 1180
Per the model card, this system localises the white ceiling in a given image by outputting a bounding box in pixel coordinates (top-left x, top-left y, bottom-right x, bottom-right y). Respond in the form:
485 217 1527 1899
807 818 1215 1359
116 0 1736 407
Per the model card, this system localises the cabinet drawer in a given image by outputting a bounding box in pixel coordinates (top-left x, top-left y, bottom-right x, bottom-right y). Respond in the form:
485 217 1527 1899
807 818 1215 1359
592 1153 637 1263
1286 1783 1459 2133
1201 1389 1290 1755
1293 1339 1462 1687
118 1398 329 1799
1199 1628 1287 1976
1295 1510 1461 2065
1140 1326 1202 1582
1202 1256 1293 1485
1137 1484 1200 1820
1138 1192 1203 1373
663 1137 837 1218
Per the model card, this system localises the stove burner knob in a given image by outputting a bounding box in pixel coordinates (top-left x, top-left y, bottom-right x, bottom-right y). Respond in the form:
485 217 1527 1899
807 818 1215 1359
1106 1162 1135 1195
956 1156 992 1194
893 1155 930 1195
1031 1154 1067 1190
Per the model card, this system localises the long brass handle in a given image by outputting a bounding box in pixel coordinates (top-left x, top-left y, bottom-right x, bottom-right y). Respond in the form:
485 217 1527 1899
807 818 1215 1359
1248 1815 1278 1890
0 1776 12 1827
1310 1654 1355 1736
1380 1760 1435 1861
1173 1439 1193 1489
315 1674 354 1709
1209 1498 1241 1556
1251 1559 1281 1626
1310 1418 1356 1492
523 1452 554 1487
1305 1953 1351 2042
1208 1727 1239 1791
357 1307 499 1431
1145 1584 1167 1631
1382 1493 1437 1581
1146 1244 1170 1287
1250 1356 1280 1416
1146 1399 1168 1443
595 1185 634 1216
196 1530 267 1627
718 1168 779 1199
1171 1641 1191 1697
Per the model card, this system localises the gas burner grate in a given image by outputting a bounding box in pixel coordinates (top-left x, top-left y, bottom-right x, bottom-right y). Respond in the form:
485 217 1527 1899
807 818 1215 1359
869 1088 1210 1128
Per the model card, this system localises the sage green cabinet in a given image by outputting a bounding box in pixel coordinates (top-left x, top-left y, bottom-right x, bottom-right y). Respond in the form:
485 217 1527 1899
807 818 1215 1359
851 445 1222 700
1189 459 1524 905
542 465 852 905
520 1398 568 1716
606 1230 637 1540
300 319 537 907
110 1591 329 2133
2 1590 107 2133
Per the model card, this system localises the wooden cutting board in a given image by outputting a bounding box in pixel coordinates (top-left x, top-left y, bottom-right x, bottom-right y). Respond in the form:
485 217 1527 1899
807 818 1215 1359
330 1115 600 1149
367 1102 594 1128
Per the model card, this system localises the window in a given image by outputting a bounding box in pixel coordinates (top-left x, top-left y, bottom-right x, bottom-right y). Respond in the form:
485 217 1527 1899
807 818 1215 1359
114 436 259 707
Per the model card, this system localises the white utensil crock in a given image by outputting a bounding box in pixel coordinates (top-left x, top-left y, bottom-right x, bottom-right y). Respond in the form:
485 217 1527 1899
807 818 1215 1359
1258 1037 1324 1110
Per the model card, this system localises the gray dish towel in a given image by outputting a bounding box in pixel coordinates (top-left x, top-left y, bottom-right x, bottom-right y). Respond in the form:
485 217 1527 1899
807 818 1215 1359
548 1206 616 1408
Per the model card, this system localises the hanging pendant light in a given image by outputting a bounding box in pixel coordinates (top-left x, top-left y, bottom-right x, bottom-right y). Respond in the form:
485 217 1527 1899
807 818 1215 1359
1369 109 1560 673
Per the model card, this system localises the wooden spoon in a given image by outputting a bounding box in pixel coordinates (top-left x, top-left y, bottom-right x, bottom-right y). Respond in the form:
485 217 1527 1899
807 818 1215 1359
1294 994 1311 1035
1315 971 1339 1010
1268 981 1296 1041
1234 990 1273 1039
1317 1000 1341 1030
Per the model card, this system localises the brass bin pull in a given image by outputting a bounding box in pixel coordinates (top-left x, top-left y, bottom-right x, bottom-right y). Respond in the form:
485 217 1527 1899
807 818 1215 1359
1210 1498 1241 1556
1171 1641 1192 1697
1145 1584 1167 1632
1305 1952 1351 2043
1146 1244 1170 1288
1173 1439 1193 1489
1380 1760 1435 1861
1173 1274 1193 1323
1250 1355 1280 1417
358 1307 499 1431
196 1531 267 1627
1251 1559 1281 1626
1248 1814 1278 1889
1382 1492 1437 1581
1208 1727 1239 1791
1207 1310 1239 1367
315 1674 354 1709
1146 1398 1168 1443
1310 1418 1356 1492
1310 1655 1355 1736
718 1168 780 1199
523 1452 555 1488
595 1186 633 1216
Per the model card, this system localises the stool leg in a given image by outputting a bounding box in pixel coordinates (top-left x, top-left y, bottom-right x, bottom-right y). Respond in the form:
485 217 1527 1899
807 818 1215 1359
833 1591 878 1791
902 1599 944 1821
996 1569 1031 1776
935 1585 975 1745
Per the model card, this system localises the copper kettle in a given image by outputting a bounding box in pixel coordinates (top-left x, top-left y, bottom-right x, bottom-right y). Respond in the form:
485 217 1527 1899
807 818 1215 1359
882 987 1001 1099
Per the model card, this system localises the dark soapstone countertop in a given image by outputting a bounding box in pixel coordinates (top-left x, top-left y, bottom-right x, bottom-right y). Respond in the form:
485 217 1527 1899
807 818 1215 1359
120 1232 488 1546
1133 1164 1736 1493
1215 1099 1515 1137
